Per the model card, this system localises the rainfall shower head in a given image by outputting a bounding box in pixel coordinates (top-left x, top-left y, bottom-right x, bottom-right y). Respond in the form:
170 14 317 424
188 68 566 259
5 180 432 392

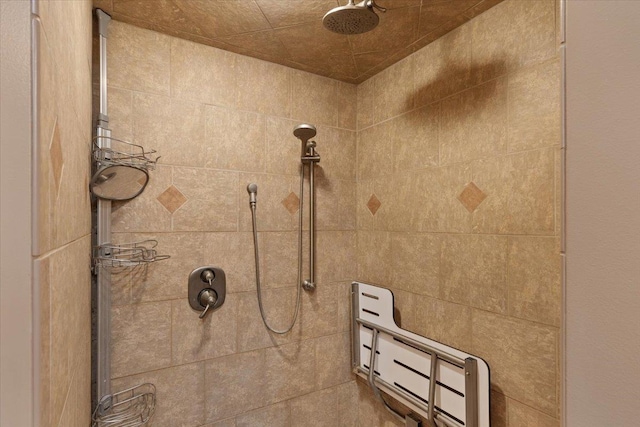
293 124 317 144
323 0 386 35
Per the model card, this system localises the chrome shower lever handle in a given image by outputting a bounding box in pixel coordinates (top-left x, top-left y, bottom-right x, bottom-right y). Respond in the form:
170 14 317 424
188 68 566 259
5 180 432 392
198 289 217 319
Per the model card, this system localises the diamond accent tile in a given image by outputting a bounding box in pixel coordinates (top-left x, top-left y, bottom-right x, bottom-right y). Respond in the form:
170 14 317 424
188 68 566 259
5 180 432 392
367 194 382 216
157 185 187 213
50 122 64 196
458 182 487 213
282 192 300 215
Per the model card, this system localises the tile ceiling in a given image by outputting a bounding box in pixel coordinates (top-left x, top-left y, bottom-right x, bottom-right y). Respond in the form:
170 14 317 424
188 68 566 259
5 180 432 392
94 0 505 84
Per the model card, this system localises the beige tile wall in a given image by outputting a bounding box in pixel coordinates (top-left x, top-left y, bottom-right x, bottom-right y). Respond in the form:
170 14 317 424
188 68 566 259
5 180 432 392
107 21 357 426
34 0 94 426
355 0 562 426
107 0 562 424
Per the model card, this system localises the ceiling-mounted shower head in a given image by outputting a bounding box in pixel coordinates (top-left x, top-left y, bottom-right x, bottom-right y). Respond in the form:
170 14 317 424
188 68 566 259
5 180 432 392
323 0 386 35
293 123 317 144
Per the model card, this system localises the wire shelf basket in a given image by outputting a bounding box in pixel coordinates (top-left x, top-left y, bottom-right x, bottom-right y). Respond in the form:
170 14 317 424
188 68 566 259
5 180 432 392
94 240 171 269
93 136 160 171
92 383 156 427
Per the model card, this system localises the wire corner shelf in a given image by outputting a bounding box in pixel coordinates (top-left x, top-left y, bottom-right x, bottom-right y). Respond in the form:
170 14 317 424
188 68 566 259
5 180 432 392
93 239 170 269
92 383 156 427
93 136 160 172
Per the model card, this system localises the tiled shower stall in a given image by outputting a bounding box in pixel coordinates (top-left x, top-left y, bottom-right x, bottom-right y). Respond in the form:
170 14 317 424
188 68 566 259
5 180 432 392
35 0 562 425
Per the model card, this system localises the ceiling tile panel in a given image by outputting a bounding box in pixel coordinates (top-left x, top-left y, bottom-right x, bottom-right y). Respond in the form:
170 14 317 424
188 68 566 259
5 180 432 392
95 0 506 83
256 0 339 28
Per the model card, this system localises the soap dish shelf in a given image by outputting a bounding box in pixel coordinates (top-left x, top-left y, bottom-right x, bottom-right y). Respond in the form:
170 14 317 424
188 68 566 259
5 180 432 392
93 240 170 269
92 383 156 427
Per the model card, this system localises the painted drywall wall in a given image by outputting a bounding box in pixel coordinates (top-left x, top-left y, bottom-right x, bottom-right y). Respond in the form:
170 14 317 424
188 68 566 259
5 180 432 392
0 1 33 426
565 1 640 425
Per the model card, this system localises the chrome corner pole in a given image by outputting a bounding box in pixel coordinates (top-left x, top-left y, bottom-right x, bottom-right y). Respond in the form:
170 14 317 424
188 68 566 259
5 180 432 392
95 8 112 404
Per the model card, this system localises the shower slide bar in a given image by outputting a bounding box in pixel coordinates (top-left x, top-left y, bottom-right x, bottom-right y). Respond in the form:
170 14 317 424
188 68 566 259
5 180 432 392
351 282 491 427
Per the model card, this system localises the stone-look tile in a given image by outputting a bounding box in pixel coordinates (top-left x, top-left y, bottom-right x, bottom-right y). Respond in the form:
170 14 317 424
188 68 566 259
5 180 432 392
201 419 237 427
173 167 238 231
472 148 556 235
470 0 556 84
508 398 560 427
112 165 172 232
490 390 508 427
508 58 561 152
236 289 302 352
356 379 404 427
205 350 268 421
391 233 440 297
236 402 290 427
290 388 338 427
419 0 478 36
391 104 439 172
49 121 64 196
170 37 237 106
337 81 358 130
356 231 392 286
336 282 353 333
282 192 300 215
472 310 558 416
127 232 205 302
315 175 356 230
171 295 237 365
414 24 473 107
35 256 51 427
203 232 256 293
47 236 91 427
261 232 300 288
393 164 473 233
34 24 55 254
357 121 393 181
300 282 339 339
357 77 375 130
266 340 316 403
336 381 359 427
48 113 92 248
318 126 357 182
107 86 134 140
314 332 352 389
392 289 418 332
440 77 508 165
238 173 298 231
415 296 472 352
108 21 170 95
508 236 561 326
458 181 487 213
373 56 414 123
157 185 187 213
440 234 508 313
367 194 382 216
357 180 375 231
266 116 305 176
132 92 206 167
111 301 172 378
291 71 338 127
205 106 266 172
176 0 271 38
112 363 205 427
236 55 291 117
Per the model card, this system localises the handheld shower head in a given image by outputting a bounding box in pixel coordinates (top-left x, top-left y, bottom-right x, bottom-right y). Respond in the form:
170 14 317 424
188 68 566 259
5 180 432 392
247 183 258 206
293 124 317 145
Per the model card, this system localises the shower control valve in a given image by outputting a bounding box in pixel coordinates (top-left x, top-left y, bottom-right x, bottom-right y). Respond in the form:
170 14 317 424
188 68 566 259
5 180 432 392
188 266 226 318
